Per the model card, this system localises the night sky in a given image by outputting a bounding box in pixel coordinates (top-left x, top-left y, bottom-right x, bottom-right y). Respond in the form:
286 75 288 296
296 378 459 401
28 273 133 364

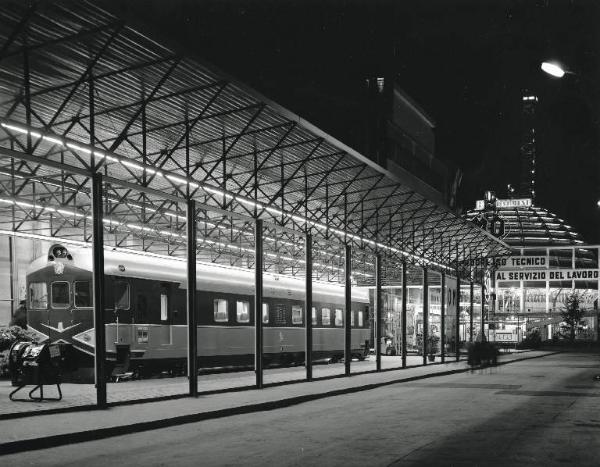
104 0 600 243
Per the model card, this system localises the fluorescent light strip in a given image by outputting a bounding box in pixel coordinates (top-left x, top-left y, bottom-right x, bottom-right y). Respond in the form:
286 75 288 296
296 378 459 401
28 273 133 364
1 120 463 270
0 229 349 285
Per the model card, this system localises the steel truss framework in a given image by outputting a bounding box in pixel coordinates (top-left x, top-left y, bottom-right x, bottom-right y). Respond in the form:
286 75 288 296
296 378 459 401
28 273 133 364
0 0 508 284
0 1 505 405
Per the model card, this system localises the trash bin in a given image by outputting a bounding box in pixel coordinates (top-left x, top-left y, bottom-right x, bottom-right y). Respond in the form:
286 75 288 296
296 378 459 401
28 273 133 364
9 341 63 402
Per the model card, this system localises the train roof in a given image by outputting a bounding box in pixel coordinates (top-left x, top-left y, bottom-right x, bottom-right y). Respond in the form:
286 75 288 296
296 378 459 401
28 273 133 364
28 245 369 304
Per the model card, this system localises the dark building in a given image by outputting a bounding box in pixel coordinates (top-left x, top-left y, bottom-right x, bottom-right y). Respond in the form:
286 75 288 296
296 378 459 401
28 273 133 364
365 78 460 208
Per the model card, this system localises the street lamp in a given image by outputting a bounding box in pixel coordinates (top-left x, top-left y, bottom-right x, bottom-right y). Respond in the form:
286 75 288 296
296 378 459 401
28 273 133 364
541 61 568 78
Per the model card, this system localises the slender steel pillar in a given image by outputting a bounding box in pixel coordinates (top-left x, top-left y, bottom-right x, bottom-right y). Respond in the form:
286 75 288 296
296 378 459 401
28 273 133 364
91 173 106 408
186 200 198 397
441 271 446 363
401 261 407 368
305 233 313 381
469 280 474 342
491 266 497 336
422 267 429 365
344 244 352 376
8 236 15 318
480 280 486 341
255 219 264 388
375 254 382 371
455 271 461 362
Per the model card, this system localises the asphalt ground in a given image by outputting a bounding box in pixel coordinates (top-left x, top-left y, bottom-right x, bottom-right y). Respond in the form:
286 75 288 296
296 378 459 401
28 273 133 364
0 350 554 458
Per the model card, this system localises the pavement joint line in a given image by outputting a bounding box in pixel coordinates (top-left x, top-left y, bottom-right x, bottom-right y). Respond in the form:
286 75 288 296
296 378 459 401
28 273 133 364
0 351 557 456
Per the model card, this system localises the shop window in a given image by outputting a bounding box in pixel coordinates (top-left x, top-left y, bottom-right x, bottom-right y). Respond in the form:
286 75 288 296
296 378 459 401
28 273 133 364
358 311 364 327
237 301 250 323
29 282 47 309
312 307 317 325
292 305 303 324
214 299 228 322
160 293 168 321
262 303 269 324
51 282 69 308
114 281 130 310
74 281 92 308
335 309 343 327
137 326 149 343
322 308 331 326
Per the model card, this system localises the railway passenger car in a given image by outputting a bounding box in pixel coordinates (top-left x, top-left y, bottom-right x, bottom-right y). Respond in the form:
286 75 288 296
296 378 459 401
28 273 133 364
25 244 371 380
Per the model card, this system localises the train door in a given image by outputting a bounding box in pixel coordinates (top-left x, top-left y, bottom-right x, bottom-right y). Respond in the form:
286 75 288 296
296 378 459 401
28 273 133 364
160 283 172 345
49 280 71 333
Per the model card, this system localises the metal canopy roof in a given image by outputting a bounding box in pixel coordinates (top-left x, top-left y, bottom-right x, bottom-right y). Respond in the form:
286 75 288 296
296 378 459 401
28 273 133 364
0 0 509 283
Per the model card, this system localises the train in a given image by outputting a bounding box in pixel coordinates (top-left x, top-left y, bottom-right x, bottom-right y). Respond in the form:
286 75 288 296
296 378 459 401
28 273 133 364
25 244 371 381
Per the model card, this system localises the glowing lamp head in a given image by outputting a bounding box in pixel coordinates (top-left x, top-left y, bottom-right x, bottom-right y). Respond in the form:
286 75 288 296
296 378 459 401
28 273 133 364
541 62 566 78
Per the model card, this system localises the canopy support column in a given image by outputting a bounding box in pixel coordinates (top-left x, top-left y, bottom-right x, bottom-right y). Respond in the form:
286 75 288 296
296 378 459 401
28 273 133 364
441 271 446 363
375 254 382 371
470 280 475 343
455 249 461 362
481 279 486 341
187 199 198 397
91 172 107 408
345 244 352 376
255 218 264 388
422 266 429 365
401 260 407 368
305 233 313 381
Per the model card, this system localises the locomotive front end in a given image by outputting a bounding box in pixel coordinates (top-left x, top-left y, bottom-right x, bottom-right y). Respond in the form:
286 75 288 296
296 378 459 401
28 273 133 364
25 244 95 378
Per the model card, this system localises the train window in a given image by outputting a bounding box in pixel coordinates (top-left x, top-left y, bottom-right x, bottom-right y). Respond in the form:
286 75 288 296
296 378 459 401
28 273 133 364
335 309 343 327
237 301 250 323
114 281 130 310
136 326 149 343
358 311 364 327
351 311 355 327
312 307 317 325
29 282 47 309
214 299 228 322
262 303 269 324
51 282 70 308
160 294 168 321
321 308 331 326
292 305 303 324
74 281 92 308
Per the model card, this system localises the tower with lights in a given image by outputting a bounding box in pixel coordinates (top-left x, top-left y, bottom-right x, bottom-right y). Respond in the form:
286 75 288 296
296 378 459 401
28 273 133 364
519 92 538 200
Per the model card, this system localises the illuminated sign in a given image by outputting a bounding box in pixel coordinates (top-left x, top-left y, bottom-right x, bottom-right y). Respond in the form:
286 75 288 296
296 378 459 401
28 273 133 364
464 256 546 269
498 256 547 269
495 269 599 281
496 198 532 208
475 198 532 210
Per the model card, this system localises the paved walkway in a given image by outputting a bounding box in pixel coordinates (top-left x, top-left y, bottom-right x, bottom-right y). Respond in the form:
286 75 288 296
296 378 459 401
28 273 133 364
0 355 450 416
0 350 550 455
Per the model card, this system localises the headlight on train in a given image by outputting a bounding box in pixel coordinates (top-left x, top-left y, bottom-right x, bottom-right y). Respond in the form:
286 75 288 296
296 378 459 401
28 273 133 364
49 244 73 261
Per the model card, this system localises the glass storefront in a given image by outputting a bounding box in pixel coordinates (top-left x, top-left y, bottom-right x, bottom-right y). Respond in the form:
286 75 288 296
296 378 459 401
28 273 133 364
492 246 599 343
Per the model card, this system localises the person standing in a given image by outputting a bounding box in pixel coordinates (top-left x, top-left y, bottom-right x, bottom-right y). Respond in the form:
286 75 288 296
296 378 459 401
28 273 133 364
10 300 27 329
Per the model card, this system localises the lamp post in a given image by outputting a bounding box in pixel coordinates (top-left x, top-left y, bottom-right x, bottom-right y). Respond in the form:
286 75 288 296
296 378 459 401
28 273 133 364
542 60 600 344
